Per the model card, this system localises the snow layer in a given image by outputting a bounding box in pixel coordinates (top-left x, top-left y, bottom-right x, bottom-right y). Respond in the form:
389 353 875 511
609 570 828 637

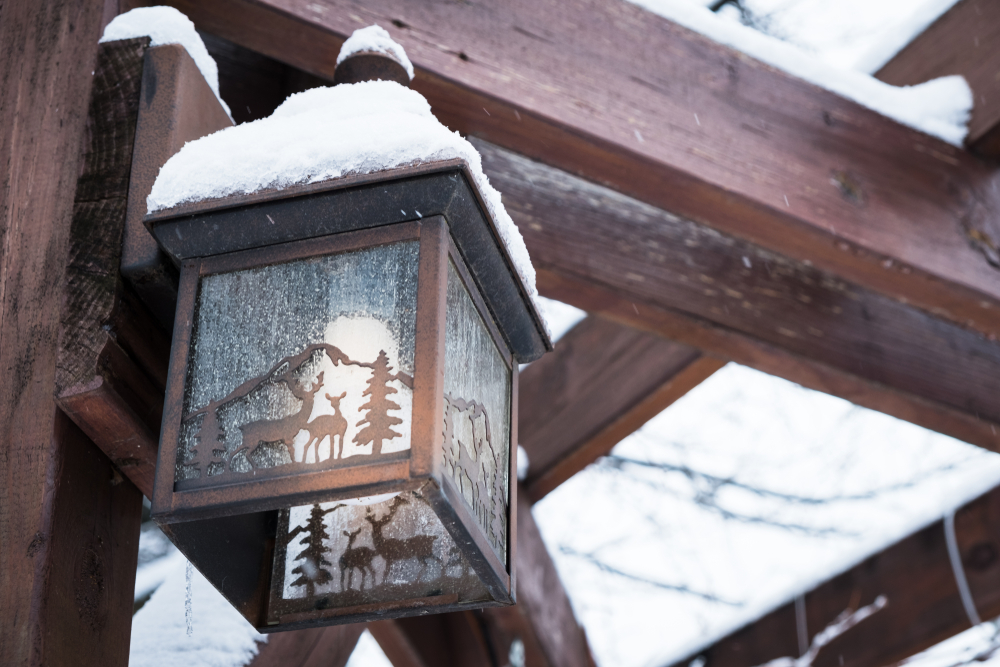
147 81 538 298
100 6 232 119
130 559 266 667
345 630 395 667
628 0 972 146
337 25 414 80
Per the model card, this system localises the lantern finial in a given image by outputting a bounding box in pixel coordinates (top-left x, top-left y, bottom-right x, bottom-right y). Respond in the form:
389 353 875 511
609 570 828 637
334 25 413 86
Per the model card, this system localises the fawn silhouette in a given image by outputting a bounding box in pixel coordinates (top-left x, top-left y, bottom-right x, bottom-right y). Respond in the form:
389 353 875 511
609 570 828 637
339 527 377 591
364 496 440 582
303 391 348 463
237 372 325 463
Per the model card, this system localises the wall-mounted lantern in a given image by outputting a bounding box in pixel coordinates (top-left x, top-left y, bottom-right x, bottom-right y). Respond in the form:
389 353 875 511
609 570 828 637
142 27 550 632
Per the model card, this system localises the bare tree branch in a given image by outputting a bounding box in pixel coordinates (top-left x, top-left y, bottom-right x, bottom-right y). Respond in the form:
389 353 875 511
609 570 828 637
558 546 743 606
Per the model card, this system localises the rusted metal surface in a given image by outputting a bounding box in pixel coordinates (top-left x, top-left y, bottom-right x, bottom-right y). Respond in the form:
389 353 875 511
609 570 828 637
150 216 520 630
333 52 410 86
144 161 550 362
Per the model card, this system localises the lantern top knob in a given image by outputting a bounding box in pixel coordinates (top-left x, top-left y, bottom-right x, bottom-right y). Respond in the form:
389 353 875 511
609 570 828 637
334 25 413 87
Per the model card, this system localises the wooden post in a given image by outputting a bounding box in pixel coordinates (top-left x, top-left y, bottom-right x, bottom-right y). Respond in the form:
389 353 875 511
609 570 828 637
0 2 144 665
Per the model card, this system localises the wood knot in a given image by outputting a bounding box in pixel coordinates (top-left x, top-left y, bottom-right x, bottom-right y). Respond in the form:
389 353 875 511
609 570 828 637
26 532 46 558
831 170 866 206
965 541 999 571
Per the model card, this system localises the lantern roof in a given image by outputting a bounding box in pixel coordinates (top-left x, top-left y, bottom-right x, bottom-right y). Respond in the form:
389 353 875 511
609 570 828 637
145 81 551 361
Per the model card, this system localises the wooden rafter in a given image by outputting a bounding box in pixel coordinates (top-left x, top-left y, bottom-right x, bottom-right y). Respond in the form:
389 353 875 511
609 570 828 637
876 0 1000 157
479 138 1000 453
124 0 1000 456
124 0 1000 342
519 315 723 502
1 21 145 664
667 481 1000 667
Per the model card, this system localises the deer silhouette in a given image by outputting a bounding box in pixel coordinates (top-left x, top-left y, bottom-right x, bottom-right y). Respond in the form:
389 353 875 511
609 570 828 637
238 372 325 463
302 391 348 463
364 496 440 582
339 527 377 591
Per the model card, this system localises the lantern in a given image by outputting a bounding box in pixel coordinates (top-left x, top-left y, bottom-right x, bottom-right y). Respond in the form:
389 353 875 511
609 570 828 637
143 31 550 632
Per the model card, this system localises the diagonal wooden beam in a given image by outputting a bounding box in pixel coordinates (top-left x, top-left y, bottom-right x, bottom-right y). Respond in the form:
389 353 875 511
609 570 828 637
476 138 1000 453
249 624 365 667
666 481 1000 667
519 316 723 502
124 0 1000 345
370 483 597 667
876 0 1000 157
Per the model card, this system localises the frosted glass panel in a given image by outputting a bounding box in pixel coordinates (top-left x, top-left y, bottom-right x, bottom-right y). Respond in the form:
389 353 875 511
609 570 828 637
442 261 511 564
176 241 419 485
267 491 490 620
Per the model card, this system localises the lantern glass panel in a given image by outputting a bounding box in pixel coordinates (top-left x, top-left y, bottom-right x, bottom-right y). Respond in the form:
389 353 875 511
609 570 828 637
442 260 512 564
176 240 420 487
266 491 490 622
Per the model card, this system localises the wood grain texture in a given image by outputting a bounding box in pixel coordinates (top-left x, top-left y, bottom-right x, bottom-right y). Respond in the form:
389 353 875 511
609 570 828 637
124 0 1000 345
249 623 364 667
0 2 125 664
53 38 170 501
876 0 1000 156
668 483 1000 667
519 316 722 501
476 139 1000 452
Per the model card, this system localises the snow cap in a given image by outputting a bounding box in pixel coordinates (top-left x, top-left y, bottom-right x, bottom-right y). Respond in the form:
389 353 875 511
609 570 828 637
337 25 415 81
100 6 232 119
147 80 538 301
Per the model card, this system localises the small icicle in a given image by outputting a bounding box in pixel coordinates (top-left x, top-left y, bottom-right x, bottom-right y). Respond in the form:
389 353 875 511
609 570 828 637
185 561 194 637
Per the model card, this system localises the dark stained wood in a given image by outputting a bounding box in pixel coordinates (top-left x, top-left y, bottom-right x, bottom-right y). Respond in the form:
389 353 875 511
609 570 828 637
876 0 1000 157
520 316 723 501
53 37 171 500
146 26 1000 457
125 0 1000 348
249 623 365 667
668 482 1000 667
0 3 139 663
388 612 496 667
368 620 432 667
475 138 1000 453
480 483 597 667
121 42 234 330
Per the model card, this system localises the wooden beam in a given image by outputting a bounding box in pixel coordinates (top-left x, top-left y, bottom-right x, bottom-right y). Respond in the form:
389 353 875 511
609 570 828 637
480 484 597 667
519 316 723 502
125 0 1000 348
667 482 1000 667
0 5 143 664
249 624 365 667
876 0 1000 157
476 138 1000 453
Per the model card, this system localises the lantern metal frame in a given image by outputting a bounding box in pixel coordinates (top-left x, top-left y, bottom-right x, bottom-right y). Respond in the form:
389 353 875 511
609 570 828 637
144 160 547 630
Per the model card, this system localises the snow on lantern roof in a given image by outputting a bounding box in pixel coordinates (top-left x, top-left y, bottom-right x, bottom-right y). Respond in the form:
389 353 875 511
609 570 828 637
146 80 540 301
337 24 415 81
628 0 972 147
100 6 232 120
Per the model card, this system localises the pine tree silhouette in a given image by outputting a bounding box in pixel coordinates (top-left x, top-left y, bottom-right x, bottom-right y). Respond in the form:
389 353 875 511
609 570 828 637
354 350 403 455
288 504 337 597
189 401 225 476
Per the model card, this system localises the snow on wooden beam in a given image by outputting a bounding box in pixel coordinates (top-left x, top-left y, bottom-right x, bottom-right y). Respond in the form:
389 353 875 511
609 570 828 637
123 0 1000 348
519 315 724 502
666 481 1000 667
877 0 1000 157
476 138 1000 454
